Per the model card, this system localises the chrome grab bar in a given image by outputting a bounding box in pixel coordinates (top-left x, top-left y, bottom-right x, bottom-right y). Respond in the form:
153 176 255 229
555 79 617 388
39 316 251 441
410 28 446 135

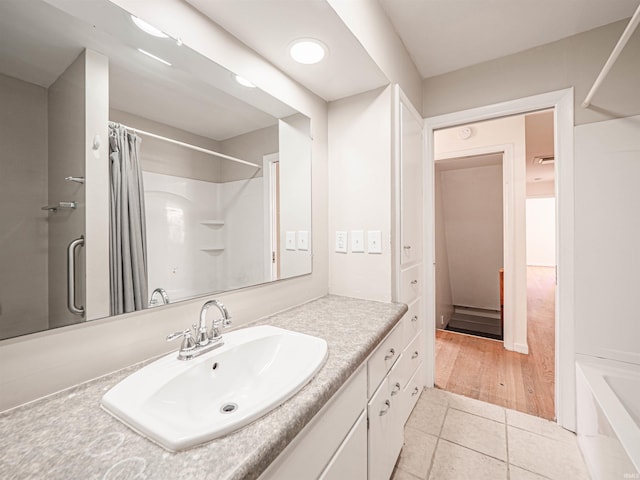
67 236 85 316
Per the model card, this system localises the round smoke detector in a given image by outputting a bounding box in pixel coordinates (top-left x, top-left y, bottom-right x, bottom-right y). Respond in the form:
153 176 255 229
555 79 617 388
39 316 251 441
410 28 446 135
458 126 473 140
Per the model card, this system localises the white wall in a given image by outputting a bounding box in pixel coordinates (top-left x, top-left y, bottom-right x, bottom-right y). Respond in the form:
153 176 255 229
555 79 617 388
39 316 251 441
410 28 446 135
328 87 393 302
0 0 328 411
279 114 313 279
47 51 88 329
526 198 556 267
110 109 224 183
0 74 49 339
434 171 454 329
220 178 266 289
219 125 278 182
575 115 640 366
439 164 504 311
327 0 422 110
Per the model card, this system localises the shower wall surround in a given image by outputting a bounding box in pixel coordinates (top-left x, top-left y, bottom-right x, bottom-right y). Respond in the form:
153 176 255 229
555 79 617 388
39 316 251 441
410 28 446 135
144 172 265 300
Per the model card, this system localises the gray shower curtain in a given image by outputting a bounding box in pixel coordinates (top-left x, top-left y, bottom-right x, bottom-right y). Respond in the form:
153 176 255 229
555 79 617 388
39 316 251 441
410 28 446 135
109 123 148 315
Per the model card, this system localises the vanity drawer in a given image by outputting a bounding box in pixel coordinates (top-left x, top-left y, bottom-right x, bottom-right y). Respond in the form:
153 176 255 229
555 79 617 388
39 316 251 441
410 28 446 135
399 264 422 304
401 361 425 424
367 323 404 397
403 329 424 381
403 298 421 346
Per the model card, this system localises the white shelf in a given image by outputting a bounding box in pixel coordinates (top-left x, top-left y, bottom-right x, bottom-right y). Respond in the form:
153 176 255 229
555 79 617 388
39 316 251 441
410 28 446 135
200 247 224 252
200 220 224 226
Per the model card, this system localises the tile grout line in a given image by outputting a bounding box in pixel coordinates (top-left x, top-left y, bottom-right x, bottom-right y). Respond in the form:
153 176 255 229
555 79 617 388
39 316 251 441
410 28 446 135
505 410 511 480
423 399 451 480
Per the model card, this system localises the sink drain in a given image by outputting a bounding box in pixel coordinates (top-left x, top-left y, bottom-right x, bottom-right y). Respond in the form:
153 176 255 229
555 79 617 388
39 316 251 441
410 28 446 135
220 402 238 414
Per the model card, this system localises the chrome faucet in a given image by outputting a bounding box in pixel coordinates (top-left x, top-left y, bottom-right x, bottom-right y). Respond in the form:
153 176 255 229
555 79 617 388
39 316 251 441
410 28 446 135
166 299 232 360
149 287 170 307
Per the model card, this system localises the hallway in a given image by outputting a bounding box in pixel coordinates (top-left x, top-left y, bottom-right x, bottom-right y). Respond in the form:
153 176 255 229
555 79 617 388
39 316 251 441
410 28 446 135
435 266 556 420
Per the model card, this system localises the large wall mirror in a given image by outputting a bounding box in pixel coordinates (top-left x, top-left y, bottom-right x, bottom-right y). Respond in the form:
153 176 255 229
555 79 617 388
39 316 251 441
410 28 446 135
0 0 312 340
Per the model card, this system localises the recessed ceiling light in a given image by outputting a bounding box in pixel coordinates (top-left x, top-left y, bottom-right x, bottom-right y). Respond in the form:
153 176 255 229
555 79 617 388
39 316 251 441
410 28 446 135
235 75 256 88
131 15 169 38
289 39 327 65
137 49 171 66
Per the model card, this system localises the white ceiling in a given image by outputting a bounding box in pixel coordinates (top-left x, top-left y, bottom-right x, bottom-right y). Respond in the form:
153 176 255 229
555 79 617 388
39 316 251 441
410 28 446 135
184 0 389 101
185 0 638 101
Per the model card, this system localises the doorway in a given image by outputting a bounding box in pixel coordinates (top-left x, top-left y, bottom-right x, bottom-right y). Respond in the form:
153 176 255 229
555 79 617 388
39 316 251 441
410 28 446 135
435 153 505 341
432 111 556 419
423 89 575 430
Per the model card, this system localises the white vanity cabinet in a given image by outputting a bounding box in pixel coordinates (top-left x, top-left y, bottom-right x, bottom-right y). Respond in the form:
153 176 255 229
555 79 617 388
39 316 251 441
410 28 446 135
258 366 368 480
260 312 425 480
367 312 424 480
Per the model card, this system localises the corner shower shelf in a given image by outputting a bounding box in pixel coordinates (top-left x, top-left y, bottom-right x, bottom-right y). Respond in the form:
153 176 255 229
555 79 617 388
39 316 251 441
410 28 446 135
200 247 224 252
200 220 224 227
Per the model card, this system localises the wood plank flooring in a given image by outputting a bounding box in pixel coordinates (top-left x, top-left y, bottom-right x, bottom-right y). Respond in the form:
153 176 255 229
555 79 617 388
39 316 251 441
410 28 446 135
435 266 556 420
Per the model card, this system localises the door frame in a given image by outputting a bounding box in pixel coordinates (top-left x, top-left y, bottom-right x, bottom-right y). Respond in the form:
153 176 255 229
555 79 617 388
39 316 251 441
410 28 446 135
423 88 575 430
263 153 280 281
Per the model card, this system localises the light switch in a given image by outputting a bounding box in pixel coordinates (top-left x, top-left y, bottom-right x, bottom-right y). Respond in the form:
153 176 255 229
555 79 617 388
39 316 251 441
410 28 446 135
351 230 364 253
286 231 296 251
335 231 347 253
367 230 382 254
297 230 309 251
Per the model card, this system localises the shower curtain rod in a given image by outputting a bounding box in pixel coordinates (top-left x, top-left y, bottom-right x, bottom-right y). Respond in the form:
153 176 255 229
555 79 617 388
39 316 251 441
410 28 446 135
110 121 261 169
582 3 640 108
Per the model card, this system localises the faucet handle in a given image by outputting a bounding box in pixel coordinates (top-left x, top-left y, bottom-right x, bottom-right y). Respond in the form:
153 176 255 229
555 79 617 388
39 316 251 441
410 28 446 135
166 328 197 353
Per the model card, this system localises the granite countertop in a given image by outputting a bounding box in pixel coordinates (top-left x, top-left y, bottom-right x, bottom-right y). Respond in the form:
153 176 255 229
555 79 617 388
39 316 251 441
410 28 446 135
0 295 407 480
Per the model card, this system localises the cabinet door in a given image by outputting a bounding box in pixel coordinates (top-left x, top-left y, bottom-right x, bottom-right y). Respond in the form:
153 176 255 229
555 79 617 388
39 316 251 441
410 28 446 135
368 364 404 480
319 411 367 480
400 100 423 266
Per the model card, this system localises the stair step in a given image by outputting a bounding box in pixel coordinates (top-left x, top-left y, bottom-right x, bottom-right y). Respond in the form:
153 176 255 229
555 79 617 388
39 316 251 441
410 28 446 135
450 313 501 326
447 312 503 340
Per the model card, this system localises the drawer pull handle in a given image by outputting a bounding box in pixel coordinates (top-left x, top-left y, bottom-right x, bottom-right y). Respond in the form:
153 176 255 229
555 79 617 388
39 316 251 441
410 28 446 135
412 351 419 359
412 387 419 396
410 279 418 285
391 382 401 396
411 315 418 322
379 400 391 416
384 348 396 360
403 245 411 250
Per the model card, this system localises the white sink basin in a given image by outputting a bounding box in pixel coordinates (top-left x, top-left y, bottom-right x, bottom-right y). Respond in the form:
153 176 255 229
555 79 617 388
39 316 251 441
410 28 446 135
101 325 328 451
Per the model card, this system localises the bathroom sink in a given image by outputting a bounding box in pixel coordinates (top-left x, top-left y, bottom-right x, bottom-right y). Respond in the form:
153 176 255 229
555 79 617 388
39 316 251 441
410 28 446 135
101 325 328 451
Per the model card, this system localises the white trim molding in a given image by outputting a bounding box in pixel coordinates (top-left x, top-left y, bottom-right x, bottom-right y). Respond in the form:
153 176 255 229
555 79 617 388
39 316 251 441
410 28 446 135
423 88 575 431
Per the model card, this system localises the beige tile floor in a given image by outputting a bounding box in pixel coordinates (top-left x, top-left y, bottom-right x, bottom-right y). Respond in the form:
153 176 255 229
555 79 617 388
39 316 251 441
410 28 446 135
392 388 591 480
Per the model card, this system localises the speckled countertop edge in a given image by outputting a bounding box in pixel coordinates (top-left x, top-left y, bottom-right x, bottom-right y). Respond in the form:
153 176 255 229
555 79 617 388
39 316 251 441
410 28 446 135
0 295 407 480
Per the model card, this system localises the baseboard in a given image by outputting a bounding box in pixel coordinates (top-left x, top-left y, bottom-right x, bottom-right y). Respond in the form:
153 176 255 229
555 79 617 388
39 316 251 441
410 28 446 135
513 342 529 354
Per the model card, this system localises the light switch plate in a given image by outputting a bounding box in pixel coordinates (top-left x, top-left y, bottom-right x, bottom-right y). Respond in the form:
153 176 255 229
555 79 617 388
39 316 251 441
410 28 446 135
351 230 364 253
286 231 296 251
367 230 382 254
297 230 309 251
335 231 347 253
